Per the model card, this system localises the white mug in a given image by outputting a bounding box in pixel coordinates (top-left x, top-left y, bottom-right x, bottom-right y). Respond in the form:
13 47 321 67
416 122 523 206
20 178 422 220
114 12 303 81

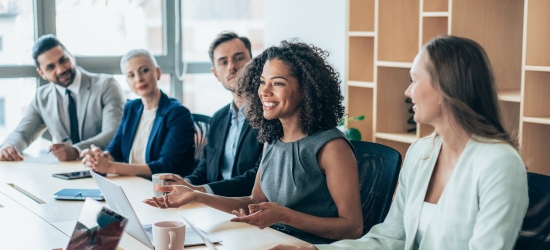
152 173 171 197
153 221 186 250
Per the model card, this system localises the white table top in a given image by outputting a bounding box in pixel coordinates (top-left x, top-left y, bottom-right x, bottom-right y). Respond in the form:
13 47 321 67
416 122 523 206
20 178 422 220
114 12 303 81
0 192 70 249
0 160 309 249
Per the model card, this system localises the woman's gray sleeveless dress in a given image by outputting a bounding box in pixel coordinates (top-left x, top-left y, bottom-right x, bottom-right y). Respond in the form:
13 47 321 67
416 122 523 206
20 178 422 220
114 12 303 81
260 128 354 244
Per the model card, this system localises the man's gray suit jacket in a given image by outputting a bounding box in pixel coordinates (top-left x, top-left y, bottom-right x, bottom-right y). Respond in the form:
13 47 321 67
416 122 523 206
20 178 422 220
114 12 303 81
1 67 125 152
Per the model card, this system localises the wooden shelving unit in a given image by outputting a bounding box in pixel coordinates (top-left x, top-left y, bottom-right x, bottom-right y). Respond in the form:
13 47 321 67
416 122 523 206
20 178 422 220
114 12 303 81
520 0 550 175
345 0 549 175
346 0 376 142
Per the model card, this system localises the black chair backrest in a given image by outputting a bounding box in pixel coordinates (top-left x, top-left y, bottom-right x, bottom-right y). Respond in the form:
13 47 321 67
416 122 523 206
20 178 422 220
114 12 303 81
515 172 550 250
192 114 212 165
350 140 402 235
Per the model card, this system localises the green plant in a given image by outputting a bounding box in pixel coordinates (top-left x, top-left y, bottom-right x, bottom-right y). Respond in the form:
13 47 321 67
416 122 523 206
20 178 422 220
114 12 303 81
338 115 365 141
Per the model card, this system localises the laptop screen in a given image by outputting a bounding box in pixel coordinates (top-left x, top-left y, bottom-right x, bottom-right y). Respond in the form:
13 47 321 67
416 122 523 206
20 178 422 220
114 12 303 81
66 198 128 250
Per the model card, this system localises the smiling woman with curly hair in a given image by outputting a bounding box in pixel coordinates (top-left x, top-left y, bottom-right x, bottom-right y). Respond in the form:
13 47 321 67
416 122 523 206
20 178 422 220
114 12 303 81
238 39 345 144
144 40 362 246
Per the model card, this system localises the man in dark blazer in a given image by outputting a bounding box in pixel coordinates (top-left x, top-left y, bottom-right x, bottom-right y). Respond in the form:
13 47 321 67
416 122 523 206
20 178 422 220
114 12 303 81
161 31 262 197
185 103 262 196
0 34 124 161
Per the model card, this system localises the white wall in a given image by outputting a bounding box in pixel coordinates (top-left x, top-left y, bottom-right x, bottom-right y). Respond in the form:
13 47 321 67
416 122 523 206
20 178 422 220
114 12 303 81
264 0 347 84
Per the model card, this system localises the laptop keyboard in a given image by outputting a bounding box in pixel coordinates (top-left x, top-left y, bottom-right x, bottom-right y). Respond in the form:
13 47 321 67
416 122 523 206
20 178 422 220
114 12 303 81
143 224 154 243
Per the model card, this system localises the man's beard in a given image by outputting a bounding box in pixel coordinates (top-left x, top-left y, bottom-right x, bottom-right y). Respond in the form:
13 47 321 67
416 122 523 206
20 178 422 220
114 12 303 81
55 68 76 87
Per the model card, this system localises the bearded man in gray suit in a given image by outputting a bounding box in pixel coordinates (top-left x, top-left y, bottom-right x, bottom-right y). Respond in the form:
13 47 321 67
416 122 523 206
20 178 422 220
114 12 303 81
0 34 124 161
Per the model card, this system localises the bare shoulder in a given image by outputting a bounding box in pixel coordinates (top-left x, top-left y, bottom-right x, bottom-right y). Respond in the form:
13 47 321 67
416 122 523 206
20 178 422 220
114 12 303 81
319 138 353 155
318 138 356 173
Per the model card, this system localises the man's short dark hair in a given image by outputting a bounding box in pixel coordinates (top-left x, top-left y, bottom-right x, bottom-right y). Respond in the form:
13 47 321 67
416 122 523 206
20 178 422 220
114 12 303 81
208 31 252 63
32 34 68 68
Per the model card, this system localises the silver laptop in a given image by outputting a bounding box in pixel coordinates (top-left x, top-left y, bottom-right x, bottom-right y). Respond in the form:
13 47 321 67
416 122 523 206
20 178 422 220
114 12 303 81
91 171 221 249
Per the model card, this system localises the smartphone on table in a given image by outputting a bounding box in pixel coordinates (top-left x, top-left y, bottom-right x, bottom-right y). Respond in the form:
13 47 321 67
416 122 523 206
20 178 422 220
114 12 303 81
52 170 93 180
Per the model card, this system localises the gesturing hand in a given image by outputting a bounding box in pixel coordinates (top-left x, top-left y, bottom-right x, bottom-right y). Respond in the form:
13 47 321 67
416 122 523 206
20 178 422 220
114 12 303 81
142 185 196 209
230 202 288 229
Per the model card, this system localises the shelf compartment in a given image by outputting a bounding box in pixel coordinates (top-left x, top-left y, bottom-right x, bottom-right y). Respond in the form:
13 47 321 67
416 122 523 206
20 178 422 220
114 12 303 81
378 0 419 62
499 101 520 137
498 90 521 103
421 12 449 17
376 61 413 68
423 0 448 12
376 132 417 144
347 86 374 141
523 117 550 125
523 71 550 118
451 0 523 92
525 0 550 67
349 31 376 37
422 16 448 46
348 37 375 82
349 0 375 32
376 67 413 134
348 81 375 88
521 122 550 176
375 138 411 163
525 66 550 72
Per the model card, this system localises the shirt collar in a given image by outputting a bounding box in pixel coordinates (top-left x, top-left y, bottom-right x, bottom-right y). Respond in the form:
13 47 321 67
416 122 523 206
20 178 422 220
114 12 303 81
54 68 82 96
229 102 246 118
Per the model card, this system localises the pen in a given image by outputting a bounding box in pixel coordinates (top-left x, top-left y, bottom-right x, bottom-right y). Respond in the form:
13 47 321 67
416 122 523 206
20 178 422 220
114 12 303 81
48 137 70 153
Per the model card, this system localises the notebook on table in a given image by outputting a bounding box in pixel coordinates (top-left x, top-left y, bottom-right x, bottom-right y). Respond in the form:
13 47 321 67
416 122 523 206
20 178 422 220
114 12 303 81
54 188 104 201
90 171 221 249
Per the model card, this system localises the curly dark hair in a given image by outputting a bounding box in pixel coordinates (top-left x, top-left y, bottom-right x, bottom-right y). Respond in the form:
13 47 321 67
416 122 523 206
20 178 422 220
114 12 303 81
237 40 345 144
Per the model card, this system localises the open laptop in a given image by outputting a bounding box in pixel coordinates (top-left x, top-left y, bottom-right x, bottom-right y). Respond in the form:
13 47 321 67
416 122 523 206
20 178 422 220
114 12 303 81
66 198 128 250
91 171 221 249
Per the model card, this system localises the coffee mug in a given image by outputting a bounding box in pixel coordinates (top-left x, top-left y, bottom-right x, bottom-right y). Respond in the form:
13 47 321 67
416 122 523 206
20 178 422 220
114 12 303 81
153 221 186 250
152 173 171 197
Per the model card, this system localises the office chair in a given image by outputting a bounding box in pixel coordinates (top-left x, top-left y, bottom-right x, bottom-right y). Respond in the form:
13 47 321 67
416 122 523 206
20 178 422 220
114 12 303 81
192 114 212 166
515 172 550 250
350 140 402 235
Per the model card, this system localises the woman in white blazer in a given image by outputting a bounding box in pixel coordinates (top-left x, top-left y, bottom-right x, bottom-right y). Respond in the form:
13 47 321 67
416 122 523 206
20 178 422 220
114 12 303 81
272 36 528 250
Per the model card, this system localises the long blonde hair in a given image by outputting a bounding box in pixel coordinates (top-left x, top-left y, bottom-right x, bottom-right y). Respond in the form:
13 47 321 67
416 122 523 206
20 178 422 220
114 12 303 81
423 36 518 150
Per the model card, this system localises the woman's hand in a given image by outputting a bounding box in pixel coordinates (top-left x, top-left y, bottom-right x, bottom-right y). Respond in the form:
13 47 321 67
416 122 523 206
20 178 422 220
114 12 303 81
80 148 94 167
142 185 196 208
230 202 288 229
81 145 113 174
81 146 101 168
269 245 317 250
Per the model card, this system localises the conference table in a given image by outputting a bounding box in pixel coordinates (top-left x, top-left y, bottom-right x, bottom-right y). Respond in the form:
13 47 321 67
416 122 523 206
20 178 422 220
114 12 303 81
0 159 309 249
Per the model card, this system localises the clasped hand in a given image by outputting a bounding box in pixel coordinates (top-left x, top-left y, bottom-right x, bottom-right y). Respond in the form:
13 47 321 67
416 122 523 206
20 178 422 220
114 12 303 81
230 202 287 229
80 145 112 173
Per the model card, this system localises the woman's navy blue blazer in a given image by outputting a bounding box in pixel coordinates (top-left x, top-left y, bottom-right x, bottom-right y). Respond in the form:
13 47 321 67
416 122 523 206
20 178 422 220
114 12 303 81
105 91 195 176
